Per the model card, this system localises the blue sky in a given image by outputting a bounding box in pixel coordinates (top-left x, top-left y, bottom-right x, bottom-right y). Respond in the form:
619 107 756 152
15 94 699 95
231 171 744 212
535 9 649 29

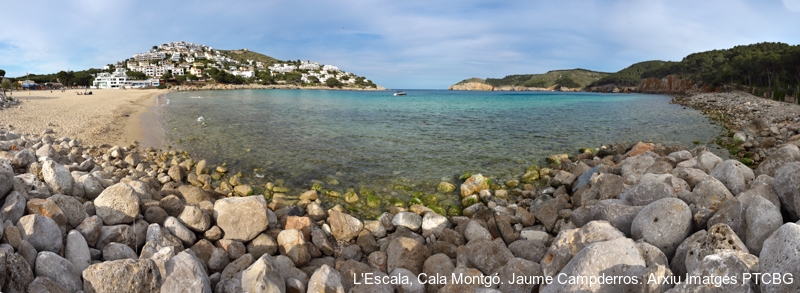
1 0 800 89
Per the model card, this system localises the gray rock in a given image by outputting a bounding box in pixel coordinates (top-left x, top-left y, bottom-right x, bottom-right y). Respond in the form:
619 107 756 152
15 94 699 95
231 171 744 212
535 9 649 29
756 144 800 177
144 206 169 226
540 220 625 279
541 238 645 293
667 150 692 162
707 198 747 239
392 211 422 231
636 241 669 268
387 236 430 275
34 251 82 292
737 177 780 210
247 233 278 259
81 176 103 200
591 199 644 237
220 253 254 281
631 198 692 259
213 196 269 242
550 170 576 187
178 205 211 232
95 224 136 251
168 165 186 182
65 230 91 274
11 150 35 170
508 239 547 263
572 164 600 192
745 195 782 256
497 257 543 293
694 151 723 174
672 167 710 188
164 216 196 247
710 159 755 196
4 252 34 293
577 173 624 207
103 242 138 261
161 250 212 293
176 185 210 205
621 154 656 184
422 254 454 293
338 259 381 292
390 268 425 293
14 173 51 199
463 220 492 242
686 175 733 211
48 195 86 230
17 214 62 253
620 179 676 206
773 161 800 220
327 210 363 241
94 182 140 225
465 238 515 275
28 276 69 293
76 215 103 247
671 250 755 293
277 229 310 267
311 228 334 256
82 259 161 293
307 264 345 293
0 191 25 224
634 264 674 293
208 248 229 274
0 159 12 198
241 254 285 293
684 223 750 276
760 223 800 293
19 239 38 268
41 160 73 196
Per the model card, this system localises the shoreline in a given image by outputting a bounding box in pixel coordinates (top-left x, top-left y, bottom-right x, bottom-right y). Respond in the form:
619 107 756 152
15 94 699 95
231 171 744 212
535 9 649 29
170 83 389 91
0 88 168 146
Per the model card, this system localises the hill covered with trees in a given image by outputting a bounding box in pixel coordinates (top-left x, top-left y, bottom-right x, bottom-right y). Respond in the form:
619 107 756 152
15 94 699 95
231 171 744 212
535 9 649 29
455 69 610 89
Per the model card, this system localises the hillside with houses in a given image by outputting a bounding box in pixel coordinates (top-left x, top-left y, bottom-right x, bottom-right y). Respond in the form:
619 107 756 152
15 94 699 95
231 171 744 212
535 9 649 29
94 41 379 89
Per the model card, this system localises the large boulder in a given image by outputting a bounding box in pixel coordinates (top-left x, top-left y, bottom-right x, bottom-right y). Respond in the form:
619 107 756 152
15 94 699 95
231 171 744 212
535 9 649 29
620 179 676 206
392 212 422 231
328 210 363 241
213 196 269 242
541 238 646 293
17 214 62 253
461 174 490 197
710 159 755 196
540 221 625 279
35 251 83 292
307 264 345 293
176 185 210 205
277 229 310 267
631 198 692 259
65 230 91 274
387 236 430 275
685 175 733 211
94 183 140 225
49 194 89 228
773 162 800 220
670 250 755 292
4 252 34 293
464 238 515 276
497 257 543 293
745 195 782 256
161 251 212 293
760 223 800 293
241 254 285 293
0 159 12 198
82 259 162 293
591 199 644 237
41 160 73 196
755 144 800 177
694 151 723 174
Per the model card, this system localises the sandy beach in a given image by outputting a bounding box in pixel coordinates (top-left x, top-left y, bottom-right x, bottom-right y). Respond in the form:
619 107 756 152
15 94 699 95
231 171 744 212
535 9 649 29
0 88 168 147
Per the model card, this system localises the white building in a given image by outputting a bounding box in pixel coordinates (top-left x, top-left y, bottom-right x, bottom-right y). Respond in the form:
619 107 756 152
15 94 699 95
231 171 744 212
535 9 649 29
269 64 297 73
171 52 181 62
231 71 255 78
322 65 340 72
92 68 159 89
172 68 185 75
299 61 320 70
133 52 166 61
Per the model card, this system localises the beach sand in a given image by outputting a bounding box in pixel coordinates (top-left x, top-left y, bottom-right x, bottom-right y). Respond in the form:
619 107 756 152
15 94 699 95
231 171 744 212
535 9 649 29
0 88 168 147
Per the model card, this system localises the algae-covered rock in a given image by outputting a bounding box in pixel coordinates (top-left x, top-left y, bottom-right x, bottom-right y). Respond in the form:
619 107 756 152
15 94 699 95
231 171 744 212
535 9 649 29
437 182 456 193
344 191 359 203
421 194 439 206
460 174 490 197
366 195 381 208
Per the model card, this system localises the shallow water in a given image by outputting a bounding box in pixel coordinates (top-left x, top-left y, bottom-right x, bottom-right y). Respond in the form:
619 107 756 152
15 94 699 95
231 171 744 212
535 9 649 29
163 89 725 211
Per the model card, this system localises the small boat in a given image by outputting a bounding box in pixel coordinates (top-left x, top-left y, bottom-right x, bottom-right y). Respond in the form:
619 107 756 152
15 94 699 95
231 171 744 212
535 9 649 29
393 90 407 96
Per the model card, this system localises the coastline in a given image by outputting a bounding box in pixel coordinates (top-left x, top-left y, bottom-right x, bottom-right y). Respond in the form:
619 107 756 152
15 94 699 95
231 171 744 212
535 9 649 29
0 88 168 146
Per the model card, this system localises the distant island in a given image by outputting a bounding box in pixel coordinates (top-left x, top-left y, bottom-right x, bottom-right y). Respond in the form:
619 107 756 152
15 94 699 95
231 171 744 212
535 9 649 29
1 41 384 91
450 42 800 103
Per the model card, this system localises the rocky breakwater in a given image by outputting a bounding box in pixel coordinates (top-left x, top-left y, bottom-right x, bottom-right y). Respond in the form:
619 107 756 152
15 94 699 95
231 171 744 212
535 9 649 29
675 91 800 168
2 128 800 292
171 84 387 92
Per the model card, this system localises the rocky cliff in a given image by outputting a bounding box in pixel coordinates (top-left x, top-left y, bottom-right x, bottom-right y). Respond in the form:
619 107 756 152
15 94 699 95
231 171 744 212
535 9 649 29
586 74 728 94
448 82 494 91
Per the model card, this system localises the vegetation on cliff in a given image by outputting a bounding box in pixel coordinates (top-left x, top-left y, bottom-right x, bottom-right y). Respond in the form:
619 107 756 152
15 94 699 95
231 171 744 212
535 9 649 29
480 69 610 88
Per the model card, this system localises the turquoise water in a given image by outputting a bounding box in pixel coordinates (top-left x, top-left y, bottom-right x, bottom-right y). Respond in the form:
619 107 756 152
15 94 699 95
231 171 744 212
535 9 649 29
163 89 724 207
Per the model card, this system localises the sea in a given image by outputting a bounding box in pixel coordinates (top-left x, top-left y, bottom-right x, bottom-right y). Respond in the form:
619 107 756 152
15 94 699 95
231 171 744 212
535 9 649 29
157 89 726 213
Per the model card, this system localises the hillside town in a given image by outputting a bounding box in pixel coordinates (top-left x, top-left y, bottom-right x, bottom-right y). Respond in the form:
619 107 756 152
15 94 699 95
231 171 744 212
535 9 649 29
92 41 370 89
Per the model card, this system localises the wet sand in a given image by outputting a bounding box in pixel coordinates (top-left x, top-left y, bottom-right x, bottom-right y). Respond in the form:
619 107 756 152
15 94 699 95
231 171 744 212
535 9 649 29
0 88 168 147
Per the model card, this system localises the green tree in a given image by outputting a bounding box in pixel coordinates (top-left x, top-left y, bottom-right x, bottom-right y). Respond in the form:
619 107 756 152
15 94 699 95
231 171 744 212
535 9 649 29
162 71 173 80
0 69 5 78
186 74 198 81
326 78 341 88
307 76 319 83
127 71 147 80
554 76 580 88
1 79 10 96
56 71 74 86
175 75 187 83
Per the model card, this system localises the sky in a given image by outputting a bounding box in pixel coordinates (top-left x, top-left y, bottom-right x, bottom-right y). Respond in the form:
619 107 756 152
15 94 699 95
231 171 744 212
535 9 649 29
1 0 800 89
